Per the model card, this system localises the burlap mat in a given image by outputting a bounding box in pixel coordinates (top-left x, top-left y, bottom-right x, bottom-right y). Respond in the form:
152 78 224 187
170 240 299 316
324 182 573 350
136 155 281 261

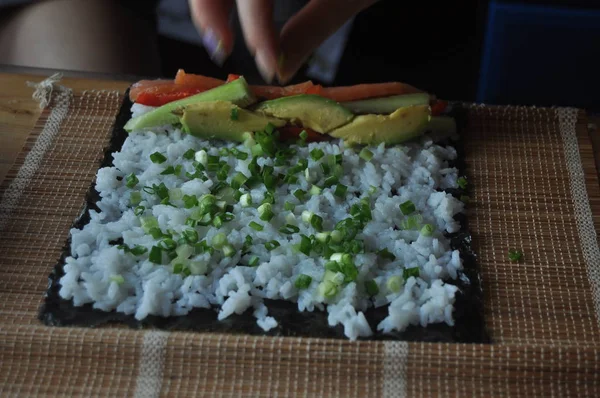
1 81 599 397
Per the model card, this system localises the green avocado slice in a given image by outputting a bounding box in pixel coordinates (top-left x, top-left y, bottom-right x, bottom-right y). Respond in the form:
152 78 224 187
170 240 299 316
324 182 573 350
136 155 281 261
124 77 256 132
178 101 286 142
253 94 354 134
328 105 431 145
342 93 430 114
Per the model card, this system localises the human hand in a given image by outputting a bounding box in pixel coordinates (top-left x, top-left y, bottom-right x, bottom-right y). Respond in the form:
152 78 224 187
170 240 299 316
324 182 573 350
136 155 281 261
189 0 378 83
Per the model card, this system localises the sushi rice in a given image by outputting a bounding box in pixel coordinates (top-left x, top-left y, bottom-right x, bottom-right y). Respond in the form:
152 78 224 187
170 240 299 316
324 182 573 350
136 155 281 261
58 103 466 340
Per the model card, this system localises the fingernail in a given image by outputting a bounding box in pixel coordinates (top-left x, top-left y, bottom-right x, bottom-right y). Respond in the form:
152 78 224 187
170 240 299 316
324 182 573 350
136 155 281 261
202 29 227 66
255 50 275 84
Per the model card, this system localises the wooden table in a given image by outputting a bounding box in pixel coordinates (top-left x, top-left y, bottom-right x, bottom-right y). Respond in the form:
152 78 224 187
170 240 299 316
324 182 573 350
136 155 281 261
0 67 134 184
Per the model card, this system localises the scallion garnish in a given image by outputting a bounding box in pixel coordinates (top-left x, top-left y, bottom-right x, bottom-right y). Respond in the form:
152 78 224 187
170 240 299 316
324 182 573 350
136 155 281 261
195 150 208 165
294 274 312 289
140 215 159 233
403 267 420 280
221 244 235 257
318 280 338 298
258 203 274 221
230 172 248 189
229 148 249 160
168 188 183 201
378 248 396 261
110 275 125 285
150 152 167 164
334 184 347 198
149 227 164 239
212 215 223 228
183 148 195 160
130 245 148 256
309 185 322 196
182 229 199 244
365 280 379 296
216 164 231 181
182 194 198 209
265 240 280 251
400 214 422 230
279 224 300 234
315 232 330 244
284 201 295 211
323 176 338 188
130 191 142 206
298 234 311 255
134 205 145 216
240 193 253 207
359 148 374 162
158 238 177 251
457 176 468 189
310 148 325 161
299 130 308 141
248 255 260 267
230 107 239 121
293 189 306 201
149 246 162 264
368 186 377 195
508 249 523 262
386 275 403 292
125 173 139 188
211 232 227 249
310 214 323 231
399 200 416 215
249 221 264 231
173 263 184 274
420 224 434 237
261 191 275 205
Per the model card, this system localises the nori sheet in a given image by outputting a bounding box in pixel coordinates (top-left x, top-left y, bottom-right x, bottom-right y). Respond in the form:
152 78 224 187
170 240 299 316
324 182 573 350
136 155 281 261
39 91 489 343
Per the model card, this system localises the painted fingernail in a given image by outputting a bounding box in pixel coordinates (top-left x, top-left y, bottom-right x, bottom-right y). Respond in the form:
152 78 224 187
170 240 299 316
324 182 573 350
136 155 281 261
202 29 227 66
255 50 275 84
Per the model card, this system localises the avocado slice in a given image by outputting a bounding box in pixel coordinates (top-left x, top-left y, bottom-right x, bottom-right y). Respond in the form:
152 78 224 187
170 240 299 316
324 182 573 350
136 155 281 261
253 94 354 134
179 101 286 142
342 93 430 114
329 105 431 145
124 77 256 132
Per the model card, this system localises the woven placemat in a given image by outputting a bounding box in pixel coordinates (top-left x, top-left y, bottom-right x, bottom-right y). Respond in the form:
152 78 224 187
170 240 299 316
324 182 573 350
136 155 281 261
1 83 599 397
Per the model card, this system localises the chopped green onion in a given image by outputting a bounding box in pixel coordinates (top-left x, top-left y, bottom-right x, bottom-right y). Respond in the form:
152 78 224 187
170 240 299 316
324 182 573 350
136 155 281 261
420 224 434 237
134 205 145 216
125 173 139 188
217 164 231 181
284 174 299 184
265 240 280 251
315 232 330 244
301 211 314 224
318 280 338 298
283 201 295 211
400 200 416 215
368 186 377 195
212 215 223 228
175 243 194 259
330 230 343 243
378 248 396 261
261 191 275 205
240 193 253 207
194 240 210 255
293 189 306 201
359 148 374 161
508 249 523 262
140 215 159 234
299 130 308 141
251 144 264 157
258 203 274 222
150 152 167 164
320 163 330 175
222 213 235 222
457 176 468 189
386 275 403 292
230 172 248 189
182 229 199 244
230 107 239 121
330 253 343 263
309 185 322 196
182 194 198 209
183 148 195 160
130 245 148 256
403 267 420 281
279 224 300 234
210 182 228 195
130 191 142 206
323 176 338 187
110 275 125 285
221 243 235 257
219 147 229 157
400 214 423 230
310 214 323 231
158 238 177 251
168 188 183 201
310 148 325 161
149 246 162 264
334 184 348 198
195 150 208 165
249 221 264 231
172 263 184 274
211 232 227 249
324 261 340 272
295 274 312 289
166 251 178 261
149 227 163 239
365 280 379 296
298 234 311 255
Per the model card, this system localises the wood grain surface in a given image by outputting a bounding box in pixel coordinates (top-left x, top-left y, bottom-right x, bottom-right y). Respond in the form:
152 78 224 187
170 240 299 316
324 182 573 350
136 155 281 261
0 69 132 183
